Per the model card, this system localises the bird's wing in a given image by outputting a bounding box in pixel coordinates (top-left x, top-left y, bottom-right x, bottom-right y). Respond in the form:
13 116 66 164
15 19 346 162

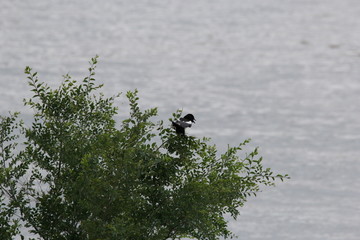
172 121 185 134
176 120 192 128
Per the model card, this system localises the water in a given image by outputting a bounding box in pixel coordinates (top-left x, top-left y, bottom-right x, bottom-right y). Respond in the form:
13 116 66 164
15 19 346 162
1 0 360 239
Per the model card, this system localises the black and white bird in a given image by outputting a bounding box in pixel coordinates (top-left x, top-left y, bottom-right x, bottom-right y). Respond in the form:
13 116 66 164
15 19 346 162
172 114 196 135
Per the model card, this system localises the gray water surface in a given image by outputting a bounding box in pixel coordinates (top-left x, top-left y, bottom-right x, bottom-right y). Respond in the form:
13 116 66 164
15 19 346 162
1 1 360 239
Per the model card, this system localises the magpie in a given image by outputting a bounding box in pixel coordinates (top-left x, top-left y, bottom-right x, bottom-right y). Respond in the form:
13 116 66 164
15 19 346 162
172 114 196 135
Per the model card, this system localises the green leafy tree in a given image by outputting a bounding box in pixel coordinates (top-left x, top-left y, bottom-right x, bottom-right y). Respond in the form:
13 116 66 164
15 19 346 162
0 56 288 240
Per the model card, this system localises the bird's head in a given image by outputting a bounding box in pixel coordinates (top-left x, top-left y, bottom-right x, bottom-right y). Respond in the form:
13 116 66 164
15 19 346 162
182 114 196 123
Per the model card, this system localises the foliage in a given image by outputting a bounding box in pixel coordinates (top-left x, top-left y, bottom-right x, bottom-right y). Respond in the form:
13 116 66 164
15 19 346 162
0 56 288 240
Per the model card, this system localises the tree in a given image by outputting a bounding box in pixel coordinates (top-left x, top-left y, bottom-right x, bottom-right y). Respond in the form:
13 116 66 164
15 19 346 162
0 56 288 240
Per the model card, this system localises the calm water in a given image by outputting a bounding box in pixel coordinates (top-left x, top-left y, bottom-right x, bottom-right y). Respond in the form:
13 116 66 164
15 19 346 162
1 1 360 239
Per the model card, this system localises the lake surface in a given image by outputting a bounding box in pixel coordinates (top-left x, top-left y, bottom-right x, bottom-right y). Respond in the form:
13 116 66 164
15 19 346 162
1 0 360 239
